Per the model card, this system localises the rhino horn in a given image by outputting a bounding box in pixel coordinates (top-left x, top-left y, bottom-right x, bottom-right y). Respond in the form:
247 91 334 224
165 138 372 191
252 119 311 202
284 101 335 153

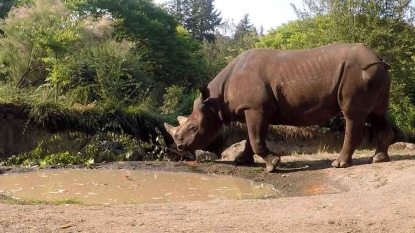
164 123 177 136
177 116 188 125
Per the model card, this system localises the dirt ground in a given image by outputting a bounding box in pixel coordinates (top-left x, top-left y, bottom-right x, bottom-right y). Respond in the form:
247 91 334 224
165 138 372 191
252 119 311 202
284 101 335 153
1 150 415 233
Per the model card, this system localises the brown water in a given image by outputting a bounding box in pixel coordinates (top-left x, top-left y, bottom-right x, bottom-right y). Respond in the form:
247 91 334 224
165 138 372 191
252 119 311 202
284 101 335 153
0 170 277 205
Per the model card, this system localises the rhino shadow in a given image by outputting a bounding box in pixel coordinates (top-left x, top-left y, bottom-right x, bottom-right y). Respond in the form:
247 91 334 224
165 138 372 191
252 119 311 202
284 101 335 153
212 153 415 174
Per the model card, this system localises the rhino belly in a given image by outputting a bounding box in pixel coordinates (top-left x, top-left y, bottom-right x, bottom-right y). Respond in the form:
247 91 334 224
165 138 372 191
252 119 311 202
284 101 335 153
272 84 341 126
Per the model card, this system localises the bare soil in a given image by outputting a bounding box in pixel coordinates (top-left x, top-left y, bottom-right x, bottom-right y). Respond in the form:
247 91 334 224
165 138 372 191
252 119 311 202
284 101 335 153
1 150 415 233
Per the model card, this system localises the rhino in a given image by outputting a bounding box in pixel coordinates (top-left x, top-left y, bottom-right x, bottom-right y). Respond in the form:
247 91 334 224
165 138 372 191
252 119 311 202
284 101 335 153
164 43 394 172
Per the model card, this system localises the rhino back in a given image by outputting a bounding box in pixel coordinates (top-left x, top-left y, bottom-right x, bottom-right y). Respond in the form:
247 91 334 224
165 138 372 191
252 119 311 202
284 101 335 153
209 43 386 126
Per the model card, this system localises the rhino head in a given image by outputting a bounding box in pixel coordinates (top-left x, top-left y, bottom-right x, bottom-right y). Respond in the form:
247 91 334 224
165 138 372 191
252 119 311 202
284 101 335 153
164 86 223 152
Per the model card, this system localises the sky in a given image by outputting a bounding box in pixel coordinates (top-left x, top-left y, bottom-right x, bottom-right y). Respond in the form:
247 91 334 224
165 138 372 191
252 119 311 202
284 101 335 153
153 0 303 32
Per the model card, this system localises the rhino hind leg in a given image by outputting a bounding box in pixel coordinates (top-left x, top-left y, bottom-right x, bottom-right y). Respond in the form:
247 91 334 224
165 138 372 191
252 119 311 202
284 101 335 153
234 136 255 165
332 117 366 168
368 113 393 163
244 109 280 172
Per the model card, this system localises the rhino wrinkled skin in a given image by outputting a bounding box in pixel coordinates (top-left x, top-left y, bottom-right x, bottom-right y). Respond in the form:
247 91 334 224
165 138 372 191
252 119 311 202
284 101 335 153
165 43 394 172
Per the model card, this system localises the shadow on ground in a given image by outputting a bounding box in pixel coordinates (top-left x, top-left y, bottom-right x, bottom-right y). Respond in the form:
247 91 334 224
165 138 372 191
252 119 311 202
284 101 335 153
213 153 415 174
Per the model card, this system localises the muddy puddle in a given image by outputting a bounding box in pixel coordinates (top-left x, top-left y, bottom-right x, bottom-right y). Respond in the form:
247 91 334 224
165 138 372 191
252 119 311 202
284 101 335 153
0 170 277 205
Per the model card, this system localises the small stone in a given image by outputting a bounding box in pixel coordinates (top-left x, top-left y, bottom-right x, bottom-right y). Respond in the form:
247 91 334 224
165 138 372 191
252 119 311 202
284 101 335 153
195 150 218 162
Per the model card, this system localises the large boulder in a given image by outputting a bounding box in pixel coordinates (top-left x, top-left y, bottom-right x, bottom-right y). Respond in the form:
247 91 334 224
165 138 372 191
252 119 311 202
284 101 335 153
220 140 290 162
389 142 415 151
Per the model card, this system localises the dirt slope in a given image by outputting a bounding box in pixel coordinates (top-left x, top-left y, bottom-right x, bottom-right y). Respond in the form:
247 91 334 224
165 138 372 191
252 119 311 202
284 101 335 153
1 151 415 233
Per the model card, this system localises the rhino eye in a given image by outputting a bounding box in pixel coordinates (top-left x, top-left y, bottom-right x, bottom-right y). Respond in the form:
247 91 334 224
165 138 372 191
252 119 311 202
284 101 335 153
188 125 198 134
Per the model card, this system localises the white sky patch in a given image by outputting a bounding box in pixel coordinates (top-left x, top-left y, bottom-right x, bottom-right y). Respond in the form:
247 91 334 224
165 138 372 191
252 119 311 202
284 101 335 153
153 0 302 32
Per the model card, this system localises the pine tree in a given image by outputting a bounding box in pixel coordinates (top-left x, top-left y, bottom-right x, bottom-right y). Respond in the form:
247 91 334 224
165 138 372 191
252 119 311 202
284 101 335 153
166 0 190 24
259 25 265 36
167 0 222 41
0 0 17 19
234 13 255 40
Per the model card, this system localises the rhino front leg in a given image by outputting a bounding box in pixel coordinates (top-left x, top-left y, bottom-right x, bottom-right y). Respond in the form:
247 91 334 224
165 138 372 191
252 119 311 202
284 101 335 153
244 109 280 172
234 136 255 165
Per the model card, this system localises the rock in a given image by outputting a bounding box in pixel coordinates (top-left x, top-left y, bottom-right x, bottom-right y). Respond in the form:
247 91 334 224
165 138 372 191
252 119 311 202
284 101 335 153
195 150 218 162
389 142 415 151
220 140 289 162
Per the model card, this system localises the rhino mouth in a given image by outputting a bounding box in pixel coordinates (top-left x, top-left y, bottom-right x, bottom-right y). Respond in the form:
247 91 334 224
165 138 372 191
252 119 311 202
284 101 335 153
177 144 185 152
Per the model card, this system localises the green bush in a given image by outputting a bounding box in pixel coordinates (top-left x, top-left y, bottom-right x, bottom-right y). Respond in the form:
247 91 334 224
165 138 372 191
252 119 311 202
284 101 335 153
161 85 185 114
0 131 167 167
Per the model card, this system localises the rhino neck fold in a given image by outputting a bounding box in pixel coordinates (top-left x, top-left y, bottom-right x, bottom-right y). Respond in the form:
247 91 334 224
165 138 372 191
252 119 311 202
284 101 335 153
207 75 232 126
208 98 230 126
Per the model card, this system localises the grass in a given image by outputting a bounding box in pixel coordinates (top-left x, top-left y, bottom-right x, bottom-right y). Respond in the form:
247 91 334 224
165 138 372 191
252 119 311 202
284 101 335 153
0 194 84 205
0 84 168 142
0 84 174 166
248 167 263 174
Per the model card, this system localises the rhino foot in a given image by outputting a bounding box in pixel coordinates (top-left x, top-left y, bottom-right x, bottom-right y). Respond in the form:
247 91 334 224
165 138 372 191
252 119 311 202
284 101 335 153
371 152 390 163
263 155 280 173
234 154 255 165
331 159 350 168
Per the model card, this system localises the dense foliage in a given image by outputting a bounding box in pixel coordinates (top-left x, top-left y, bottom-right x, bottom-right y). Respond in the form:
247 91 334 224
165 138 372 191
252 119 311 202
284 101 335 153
0 0 415 166
165 0 222 41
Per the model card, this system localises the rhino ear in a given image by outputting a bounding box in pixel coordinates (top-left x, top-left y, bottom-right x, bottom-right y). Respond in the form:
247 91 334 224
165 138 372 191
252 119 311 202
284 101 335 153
199 85 210 102
177 116 188 125
164 123 177 137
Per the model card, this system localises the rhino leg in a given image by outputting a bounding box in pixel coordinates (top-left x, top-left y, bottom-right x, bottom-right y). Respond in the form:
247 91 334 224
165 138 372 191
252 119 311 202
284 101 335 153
234 136 255 165
244 109 280 172
368 114 393 163
332 117 365 168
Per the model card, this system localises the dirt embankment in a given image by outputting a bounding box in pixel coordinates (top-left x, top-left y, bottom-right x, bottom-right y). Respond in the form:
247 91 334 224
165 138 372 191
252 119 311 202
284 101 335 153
0 104 49 159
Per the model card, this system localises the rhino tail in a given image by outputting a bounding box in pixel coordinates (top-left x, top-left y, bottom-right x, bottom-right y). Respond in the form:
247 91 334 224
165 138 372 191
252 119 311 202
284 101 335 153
361 60 391 71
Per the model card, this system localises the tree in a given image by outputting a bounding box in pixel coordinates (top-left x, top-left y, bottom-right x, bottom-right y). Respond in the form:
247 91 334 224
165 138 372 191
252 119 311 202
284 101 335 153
0 0 17 19
259 25 265 37
0 0 152 105
0 0 82 88
72 0 209 100
234 13 254 40
167 0 222 41
202 34 234 77
232 13 259 53
166 0 190 25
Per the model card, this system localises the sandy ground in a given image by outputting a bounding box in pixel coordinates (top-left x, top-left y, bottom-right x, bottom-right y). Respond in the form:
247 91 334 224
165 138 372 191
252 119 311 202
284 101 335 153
1 150 415 233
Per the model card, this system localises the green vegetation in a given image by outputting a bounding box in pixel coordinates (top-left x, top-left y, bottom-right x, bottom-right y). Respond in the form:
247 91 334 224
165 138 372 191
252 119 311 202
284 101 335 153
0 0 414 166
1 131 165 167
0 194 84 205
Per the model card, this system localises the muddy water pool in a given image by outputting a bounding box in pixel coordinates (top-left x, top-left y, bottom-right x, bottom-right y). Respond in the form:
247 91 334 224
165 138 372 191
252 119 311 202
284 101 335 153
0 170 277 205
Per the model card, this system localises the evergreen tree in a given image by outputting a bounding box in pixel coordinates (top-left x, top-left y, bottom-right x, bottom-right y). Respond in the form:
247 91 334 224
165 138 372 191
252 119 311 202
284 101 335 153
234 13 255 40
0 0 17 19
259 25 265 37
167 0 222 41
166 0 190 24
